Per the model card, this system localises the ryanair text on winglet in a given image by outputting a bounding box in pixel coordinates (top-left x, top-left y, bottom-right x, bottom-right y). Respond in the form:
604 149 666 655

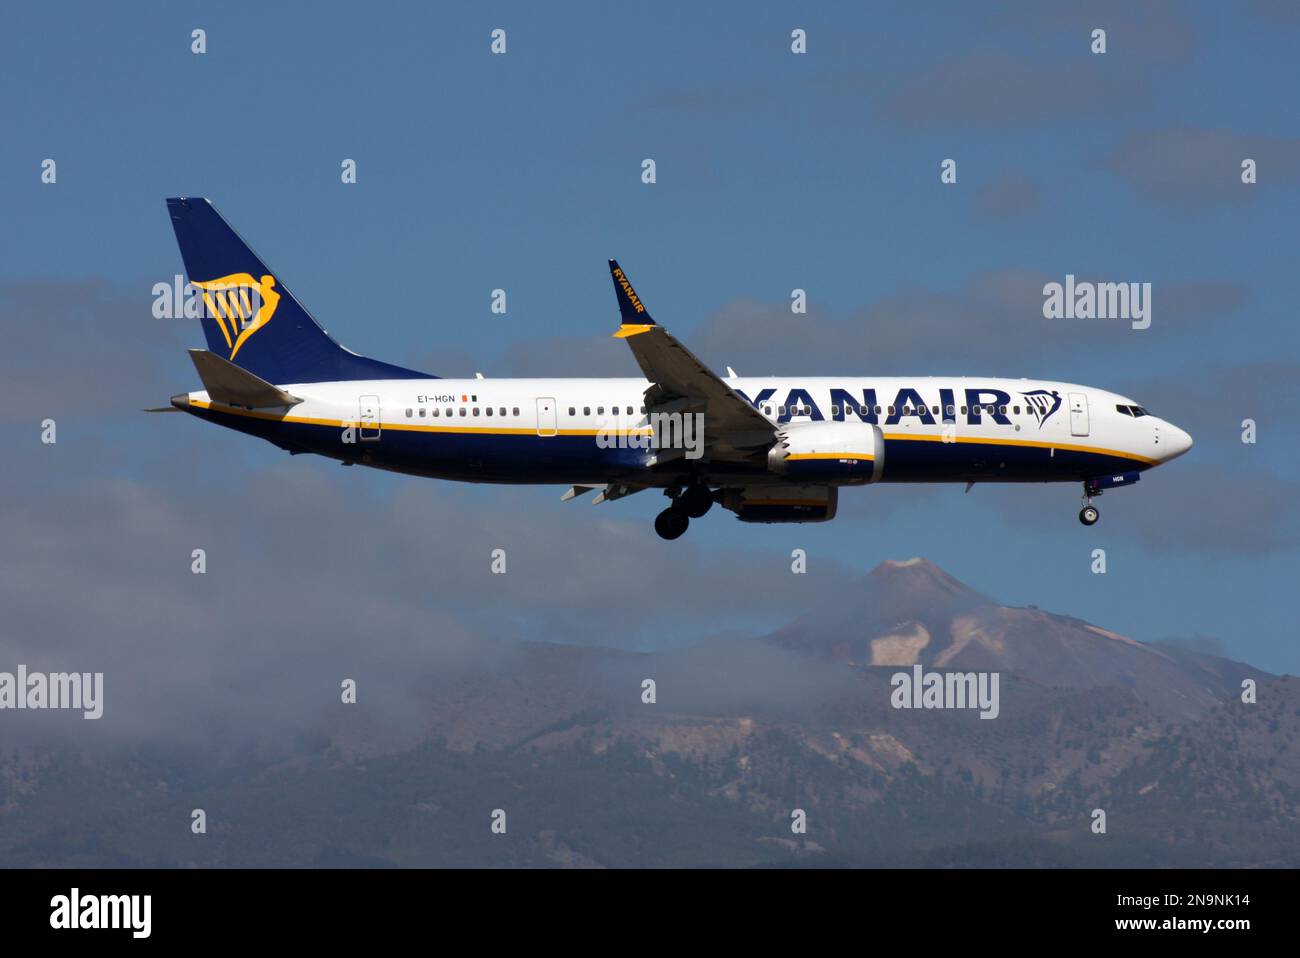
0 666 103 719
612 267 646 315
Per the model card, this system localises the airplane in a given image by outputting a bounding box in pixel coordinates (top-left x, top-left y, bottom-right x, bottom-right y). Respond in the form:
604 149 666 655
158 198 1193 540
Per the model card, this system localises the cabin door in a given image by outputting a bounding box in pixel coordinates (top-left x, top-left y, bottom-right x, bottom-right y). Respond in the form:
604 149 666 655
1068 392 1089 437
535 397 557 437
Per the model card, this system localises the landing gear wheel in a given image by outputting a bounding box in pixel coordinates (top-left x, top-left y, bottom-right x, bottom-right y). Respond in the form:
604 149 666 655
655 507 690 540
1079 505 1100 526
679 484 714 519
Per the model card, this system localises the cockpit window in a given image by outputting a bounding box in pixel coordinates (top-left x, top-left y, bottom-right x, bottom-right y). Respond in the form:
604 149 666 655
1131 406 1149 417
1116 404 1132 416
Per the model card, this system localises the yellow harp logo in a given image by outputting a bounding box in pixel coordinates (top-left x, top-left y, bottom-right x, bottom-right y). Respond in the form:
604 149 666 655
191 273 280 360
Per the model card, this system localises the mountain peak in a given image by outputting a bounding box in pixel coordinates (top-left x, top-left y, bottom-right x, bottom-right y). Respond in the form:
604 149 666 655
770 556 1263 720
866 557 985 601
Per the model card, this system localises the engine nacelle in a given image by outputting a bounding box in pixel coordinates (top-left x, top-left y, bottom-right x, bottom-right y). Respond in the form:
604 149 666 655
722 485 838 523
767 421 884 485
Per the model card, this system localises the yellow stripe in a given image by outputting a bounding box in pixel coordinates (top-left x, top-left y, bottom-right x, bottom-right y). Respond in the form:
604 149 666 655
187 402 1153 464
786 452 874 462
191 400 656 436
613 324 654 338
882 432 1157 466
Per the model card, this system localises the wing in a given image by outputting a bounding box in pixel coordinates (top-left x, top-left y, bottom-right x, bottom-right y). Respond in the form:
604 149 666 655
608 260 775 462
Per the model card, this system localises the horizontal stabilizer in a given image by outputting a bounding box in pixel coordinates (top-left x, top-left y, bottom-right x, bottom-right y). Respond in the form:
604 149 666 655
187 349 303 408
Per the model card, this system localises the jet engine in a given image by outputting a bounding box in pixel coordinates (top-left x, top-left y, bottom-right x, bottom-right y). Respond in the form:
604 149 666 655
721 485 838 523
766 421 884 484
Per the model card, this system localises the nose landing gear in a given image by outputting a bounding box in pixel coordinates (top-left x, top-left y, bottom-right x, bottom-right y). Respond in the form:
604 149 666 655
1079 479 1101 526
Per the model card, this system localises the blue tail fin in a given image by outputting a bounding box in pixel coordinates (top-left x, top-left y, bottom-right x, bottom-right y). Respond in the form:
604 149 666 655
166 198 432 384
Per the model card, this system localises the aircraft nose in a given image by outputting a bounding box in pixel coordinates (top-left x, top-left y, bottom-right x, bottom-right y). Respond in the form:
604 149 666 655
1159 421 1193 462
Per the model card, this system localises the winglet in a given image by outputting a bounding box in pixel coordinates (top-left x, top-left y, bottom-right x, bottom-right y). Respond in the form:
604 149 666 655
608 259 656 336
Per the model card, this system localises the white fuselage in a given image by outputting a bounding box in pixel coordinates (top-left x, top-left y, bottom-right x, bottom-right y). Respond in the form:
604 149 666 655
184 375 1192 487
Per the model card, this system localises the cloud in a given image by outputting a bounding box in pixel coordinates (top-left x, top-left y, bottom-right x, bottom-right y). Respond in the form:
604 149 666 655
1101 128 1300 208
499 333 641 378
1121 464 1300 554
0 281 190 423
972 173 1042 222
993 0 1196 63
624 638 861 717
0 428 862 754
679 271 1243 376
1139 359 1300 453
1155 633 1225 657
871 50 1145 130
815 3 1195 132
985 462 1300 556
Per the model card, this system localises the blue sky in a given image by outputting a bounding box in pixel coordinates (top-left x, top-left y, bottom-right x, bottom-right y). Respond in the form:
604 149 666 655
3 1 1299 680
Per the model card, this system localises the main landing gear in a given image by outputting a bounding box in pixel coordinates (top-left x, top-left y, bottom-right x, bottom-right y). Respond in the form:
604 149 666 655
654 484 715 540
1079 479 1101 526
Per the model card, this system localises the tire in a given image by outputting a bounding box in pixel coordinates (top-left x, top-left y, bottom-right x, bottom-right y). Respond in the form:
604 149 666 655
1079 506 1099 526
680 485 713 519
654 507 690 540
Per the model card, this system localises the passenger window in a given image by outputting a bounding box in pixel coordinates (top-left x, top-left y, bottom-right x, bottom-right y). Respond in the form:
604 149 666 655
459 408 466 416
512 407 519 416
763 406 773 416
473 408 480 416
597 406 604 415
778 406 787 416
961 406 968 415
888 406 895 416
568 407 575 416
640 405 646 414
419 408 426 418
405 408 412 418
830 406 840 417
931 406 939 415
486 407 493 416
431 408 439 417
999 405 1007 414
946 405 955 416
874 406 882 415
583 407 591 416
626 406 633 415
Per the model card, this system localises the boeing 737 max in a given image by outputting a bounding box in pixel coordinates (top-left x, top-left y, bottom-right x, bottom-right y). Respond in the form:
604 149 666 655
157 198 1192 539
